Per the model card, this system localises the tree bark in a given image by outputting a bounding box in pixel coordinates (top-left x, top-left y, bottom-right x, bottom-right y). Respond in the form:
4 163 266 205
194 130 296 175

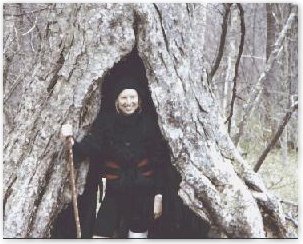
3 3 297 238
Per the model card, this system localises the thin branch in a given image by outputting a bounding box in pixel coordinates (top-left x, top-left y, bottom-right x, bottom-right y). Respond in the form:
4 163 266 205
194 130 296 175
241 55 266 60
285 214 298 228
269 181 296 190
254 102 298 172
226 3 245 133
209 3 231 80
267 176 284 189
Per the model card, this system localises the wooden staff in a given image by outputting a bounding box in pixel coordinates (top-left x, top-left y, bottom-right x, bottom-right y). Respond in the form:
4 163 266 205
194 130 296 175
66 136 81 238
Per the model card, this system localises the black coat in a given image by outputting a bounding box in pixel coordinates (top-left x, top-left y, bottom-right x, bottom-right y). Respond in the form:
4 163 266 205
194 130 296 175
74 110 165 192
52 111 167 238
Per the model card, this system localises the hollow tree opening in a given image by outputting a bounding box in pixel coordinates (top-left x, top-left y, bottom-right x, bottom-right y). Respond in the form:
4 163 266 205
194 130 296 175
51 48 210 238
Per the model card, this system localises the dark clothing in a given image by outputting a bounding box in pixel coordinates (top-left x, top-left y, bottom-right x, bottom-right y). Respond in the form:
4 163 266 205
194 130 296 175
51 111 210 239
72 110 166 236
94 191 154 237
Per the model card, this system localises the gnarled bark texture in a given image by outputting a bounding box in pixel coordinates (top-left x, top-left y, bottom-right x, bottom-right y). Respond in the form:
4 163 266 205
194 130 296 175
3 3 297 238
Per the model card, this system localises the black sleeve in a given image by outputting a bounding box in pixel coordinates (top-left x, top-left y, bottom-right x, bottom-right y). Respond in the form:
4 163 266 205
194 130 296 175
72 114 108 165
153 136 167 195
145 115 168 195
73 133 100 164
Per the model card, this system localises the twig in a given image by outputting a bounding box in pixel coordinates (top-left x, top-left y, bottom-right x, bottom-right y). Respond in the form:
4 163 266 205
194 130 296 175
267 176 284 189
269 181 296 190
285 214 298 228
241 55 266 60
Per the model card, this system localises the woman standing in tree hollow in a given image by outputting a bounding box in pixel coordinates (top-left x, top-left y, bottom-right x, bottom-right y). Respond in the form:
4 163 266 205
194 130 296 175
61 74 165 238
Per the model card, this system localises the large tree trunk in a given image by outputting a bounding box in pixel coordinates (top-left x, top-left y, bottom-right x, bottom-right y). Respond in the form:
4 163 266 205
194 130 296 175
3 3 297 238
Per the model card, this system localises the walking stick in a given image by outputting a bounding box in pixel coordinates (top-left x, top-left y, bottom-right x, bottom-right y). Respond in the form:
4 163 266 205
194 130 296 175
66 136 81 238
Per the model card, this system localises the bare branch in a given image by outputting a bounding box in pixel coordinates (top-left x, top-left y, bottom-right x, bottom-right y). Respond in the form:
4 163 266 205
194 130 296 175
285 214 298 228
254 102 298 172
241 55 266 60
226 3 245 133
280 199 298 207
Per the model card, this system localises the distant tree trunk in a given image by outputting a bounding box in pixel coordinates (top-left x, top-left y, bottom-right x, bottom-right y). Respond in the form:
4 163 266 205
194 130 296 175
263 3 278 135
3 3 297 238
266 4 276 60
222 4 237 118
280 20 290 166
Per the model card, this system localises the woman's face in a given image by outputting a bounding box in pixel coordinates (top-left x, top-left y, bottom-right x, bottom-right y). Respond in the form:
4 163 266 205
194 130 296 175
116 89 139 115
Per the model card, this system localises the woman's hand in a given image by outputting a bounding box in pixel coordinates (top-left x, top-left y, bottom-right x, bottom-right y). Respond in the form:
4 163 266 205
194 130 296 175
61 124 74 144
154 194 162 219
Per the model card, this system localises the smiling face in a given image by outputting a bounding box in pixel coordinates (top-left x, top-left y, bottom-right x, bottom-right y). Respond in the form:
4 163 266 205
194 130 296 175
116 89 139 115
